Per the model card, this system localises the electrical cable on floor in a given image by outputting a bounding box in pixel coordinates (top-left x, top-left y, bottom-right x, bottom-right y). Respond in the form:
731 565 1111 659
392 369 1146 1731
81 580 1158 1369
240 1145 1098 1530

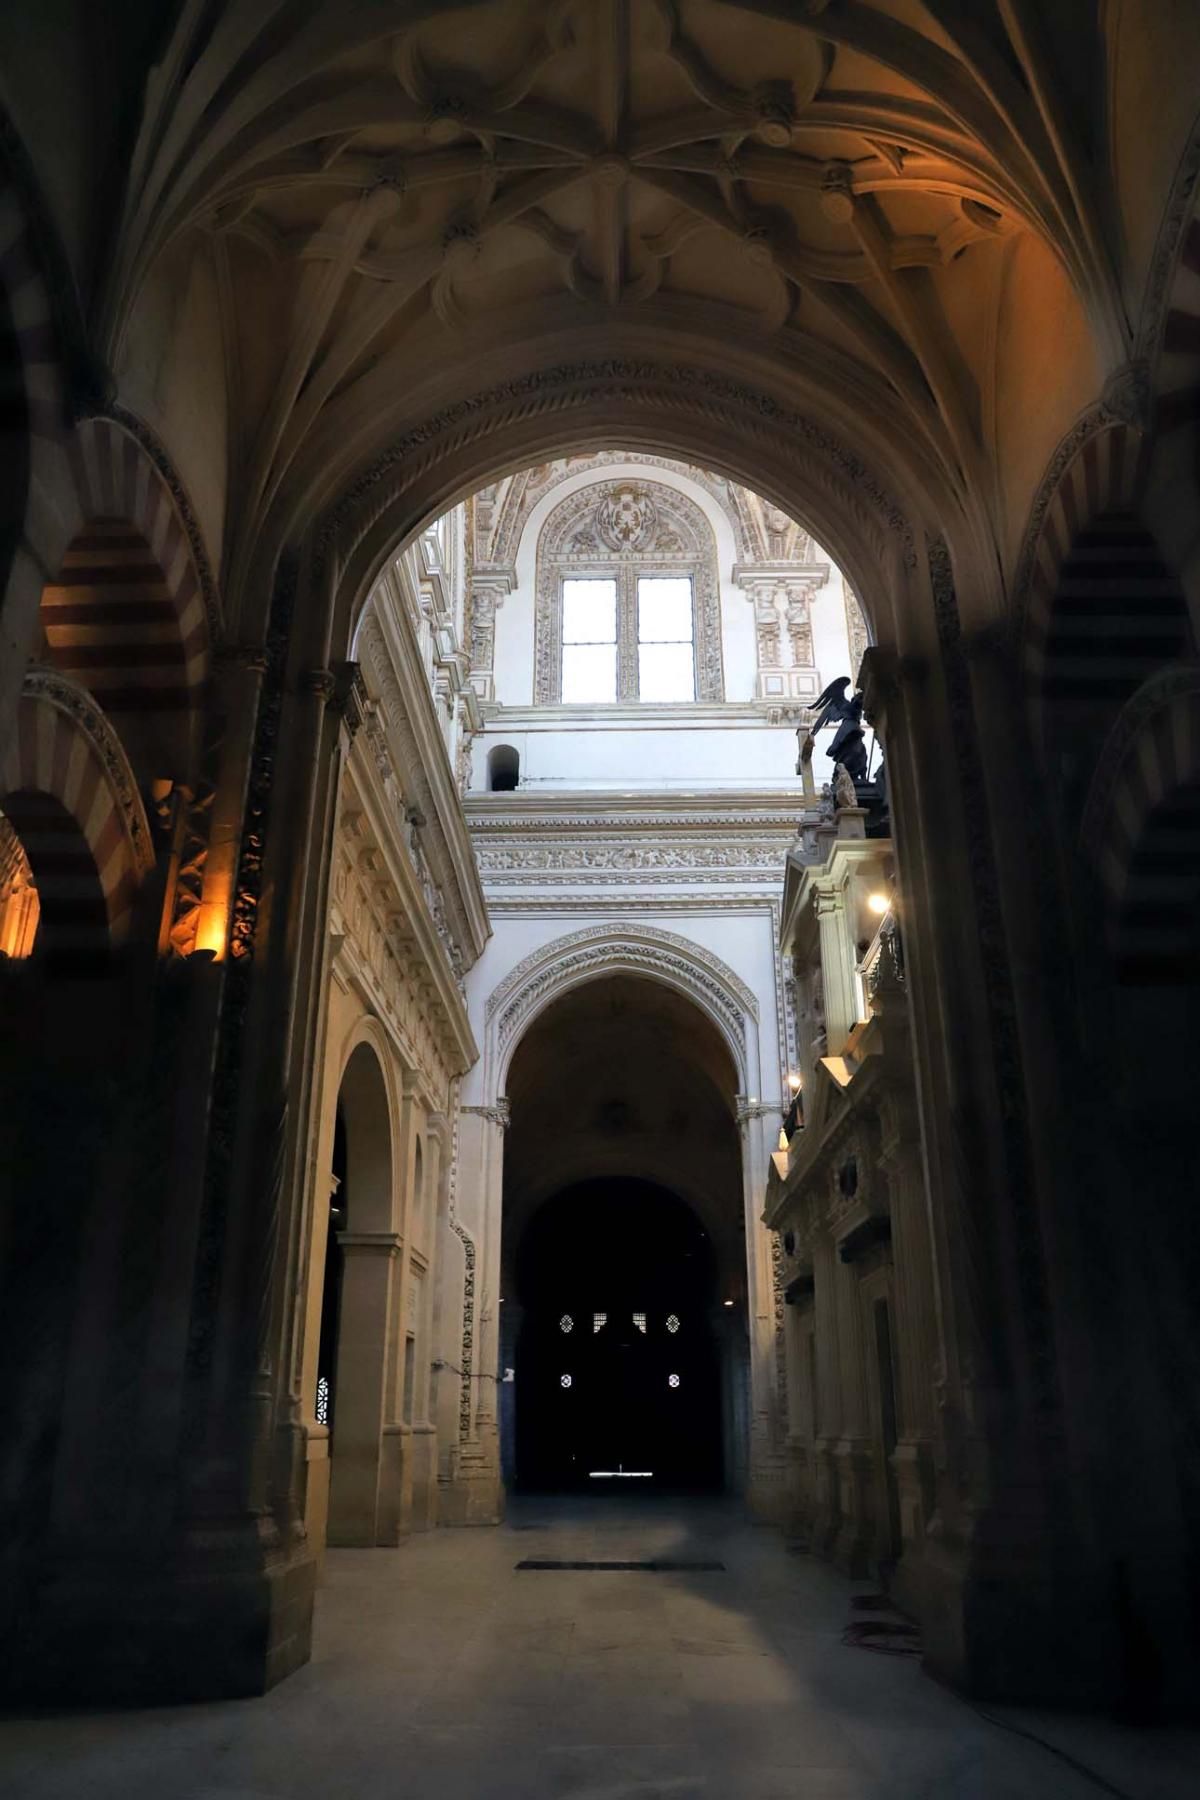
841 1595 1137 1798
967 1703 1136 1799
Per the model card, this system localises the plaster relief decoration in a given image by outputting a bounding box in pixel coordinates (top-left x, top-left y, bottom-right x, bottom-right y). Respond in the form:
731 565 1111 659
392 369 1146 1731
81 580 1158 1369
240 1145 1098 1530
533 479 724 705
477 454 795 573
733 563 829 704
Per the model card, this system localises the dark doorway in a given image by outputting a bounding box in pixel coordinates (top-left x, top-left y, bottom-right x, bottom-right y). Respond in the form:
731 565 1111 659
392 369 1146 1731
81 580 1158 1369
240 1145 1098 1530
514 1178 722 1493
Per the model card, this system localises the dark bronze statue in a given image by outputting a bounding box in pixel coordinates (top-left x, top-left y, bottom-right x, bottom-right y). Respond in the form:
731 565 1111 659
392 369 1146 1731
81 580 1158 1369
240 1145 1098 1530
807 676 868 782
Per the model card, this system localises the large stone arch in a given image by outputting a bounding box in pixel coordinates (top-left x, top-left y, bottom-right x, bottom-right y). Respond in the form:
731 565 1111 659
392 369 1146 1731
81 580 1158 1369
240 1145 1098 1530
276 347 949 669
2 395 220 781
486 923 759 1098
1080 663 1200 913
1013 397 1147 676
0 666 154 956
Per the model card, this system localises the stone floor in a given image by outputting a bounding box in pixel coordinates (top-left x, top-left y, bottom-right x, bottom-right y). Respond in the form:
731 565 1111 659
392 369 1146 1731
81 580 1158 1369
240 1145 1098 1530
2 1497 1197 1799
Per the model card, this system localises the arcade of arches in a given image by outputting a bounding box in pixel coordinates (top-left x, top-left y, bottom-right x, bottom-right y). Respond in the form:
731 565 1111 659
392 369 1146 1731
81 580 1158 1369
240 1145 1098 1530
1 0 1200 1751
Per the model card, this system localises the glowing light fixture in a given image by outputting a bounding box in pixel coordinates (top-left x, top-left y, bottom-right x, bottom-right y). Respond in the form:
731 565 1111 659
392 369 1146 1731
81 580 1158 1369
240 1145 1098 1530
787 1071 803 1092
867 891 890 916
723 1299 734 1308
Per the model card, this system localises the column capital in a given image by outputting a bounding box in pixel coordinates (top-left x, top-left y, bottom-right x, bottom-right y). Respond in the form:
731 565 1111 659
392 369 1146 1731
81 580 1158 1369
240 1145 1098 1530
735 1096 778 1126
812 882 845 917
462 1098 511 1131
338 1230 403 1255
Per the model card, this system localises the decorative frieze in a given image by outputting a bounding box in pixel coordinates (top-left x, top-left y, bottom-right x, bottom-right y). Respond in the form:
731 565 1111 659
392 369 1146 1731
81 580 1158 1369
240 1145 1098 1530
474 841 790 876
331 794 467 1095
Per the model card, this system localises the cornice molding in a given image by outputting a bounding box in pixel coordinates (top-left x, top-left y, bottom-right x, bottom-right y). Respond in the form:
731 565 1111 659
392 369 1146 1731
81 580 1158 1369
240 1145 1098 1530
358 604 490 965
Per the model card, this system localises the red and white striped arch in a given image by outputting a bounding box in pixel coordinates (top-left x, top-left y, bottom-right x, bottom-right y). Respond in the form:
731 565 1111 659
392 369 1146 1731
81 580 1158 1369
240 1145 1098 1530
1080 668 1200 979
0 667 154 955
1016 413 1143 683
1 173 216 780
0 175 72 761
38 417 214 778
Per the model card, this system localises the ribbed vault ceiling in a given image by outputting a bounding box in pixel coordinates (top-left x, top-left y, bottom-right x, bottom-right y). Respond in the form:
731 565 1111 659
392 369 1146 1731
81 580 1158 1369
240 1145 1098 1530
100 0 1126 588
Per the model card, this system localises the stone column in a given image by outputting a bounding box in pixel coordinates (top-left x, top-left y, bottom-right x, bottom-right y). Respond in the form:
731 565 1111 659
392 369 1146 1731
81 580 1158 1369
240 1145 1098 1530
878 1099 939 1581
439 1098 507 1524
813 880 858 1053
327 1229 402 1545
407 1119 442 1532
810 1229 841 1555
859 583 1103 1697
467 568 515 705
830 1225 875 1576
738 1099 787 1518
377 1071 420 1543
425 1112 462 1493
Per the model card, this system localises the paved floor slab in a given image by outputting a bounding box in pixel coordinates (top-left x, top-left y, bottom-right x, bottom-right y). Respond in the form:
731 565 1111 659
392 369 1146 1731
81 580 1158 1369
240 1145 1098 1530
2 1497 1197 1798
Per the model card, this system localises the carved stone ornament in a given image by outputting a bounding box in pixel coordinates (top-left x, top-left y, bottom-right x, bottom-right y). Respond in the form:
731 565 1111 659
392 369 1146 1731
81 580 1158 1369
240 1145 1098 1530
483 454 758 567
595 484 659 551
461 1099 512 1130
487 923 757 1073
316 361 916 599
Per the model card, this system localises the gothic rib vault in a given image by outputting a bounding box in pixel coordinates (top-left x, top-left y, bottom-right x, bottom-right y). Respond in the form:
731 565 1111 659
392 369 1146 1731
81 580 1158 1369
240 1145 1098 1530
12 0 1177 639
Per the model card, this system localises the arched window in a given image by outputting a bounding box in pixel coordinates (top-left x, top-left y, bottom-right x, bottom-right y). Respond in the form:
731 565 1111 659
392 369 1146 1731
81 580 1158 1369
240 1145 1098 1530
534 480 724 705
488 743 520 791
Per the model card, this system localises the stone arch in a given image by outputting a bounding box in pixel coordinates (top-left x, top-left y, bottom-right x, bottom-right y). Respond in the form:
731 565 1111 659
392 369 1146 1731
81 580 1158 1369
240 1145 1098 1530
324 1026 401 1546
1080 665 1200 935
35 416 218 783
486 453 754 569
487 923 757 1094
1014 405 1147 677
336 1034 395 1235
0 667 154 961
307 355 928 672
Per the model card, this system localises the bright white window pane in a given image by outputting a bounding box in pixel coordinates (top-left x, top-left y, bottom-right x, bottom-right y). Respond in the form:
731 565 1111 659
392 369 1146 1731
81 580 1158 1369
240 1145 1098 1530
637 577 693 643
638 642 695 702
562 643 617 703
562 578 617 644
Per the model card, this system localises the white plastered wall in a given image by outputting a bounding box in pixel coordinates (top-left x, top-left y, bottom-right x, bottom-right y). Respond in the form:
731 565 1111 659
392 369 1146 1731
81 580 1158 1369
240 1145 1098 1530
479 462 869 793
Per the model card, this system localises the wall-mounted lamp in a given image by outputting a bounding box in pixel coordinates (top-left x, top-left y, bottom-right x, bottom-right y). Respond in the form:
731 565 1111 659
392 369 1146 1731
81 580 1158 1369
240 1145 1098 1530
786 1071 803 1092
867 891 890 916
191 888 232 960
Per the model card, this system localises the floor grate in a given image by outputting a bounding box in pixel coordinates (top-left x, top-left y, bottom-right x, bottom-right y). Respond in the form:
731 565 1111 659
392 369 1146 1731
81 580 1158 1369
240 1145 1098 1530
515 1558 726 1572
